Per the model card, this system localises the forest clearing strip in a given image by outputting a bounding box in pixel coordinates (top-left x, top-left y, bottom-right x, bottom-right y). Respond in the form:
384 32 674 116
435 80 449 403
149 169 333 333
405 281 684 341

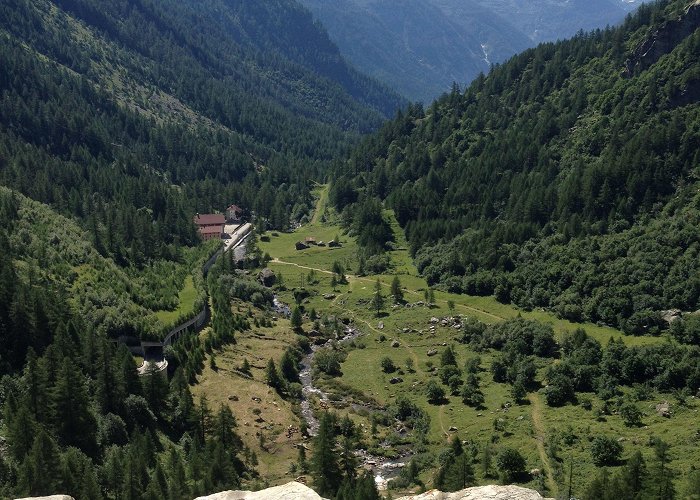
529 393 558 496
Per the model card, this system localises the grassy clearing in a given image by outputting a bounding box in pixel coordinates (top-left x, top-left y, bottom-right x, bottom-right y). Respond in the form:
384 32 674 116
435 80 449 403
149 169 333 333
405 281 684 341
191 303 305 485
250 190 698 495
153 275 197 326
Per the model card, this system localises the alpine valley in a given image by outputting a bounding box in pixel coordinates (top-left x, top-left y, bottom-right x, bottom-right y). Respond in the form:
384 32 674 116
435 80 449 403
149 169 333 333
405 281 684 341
0 1 699 500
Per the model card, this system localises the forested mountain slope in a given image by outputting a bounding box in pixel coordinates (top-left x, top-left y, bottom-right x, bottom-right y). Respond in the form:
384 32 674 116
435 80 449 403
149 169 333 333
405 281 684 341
299 0 632 101
0 0 403 263
332 0 700 335
0 2 404 494
299 0 530 102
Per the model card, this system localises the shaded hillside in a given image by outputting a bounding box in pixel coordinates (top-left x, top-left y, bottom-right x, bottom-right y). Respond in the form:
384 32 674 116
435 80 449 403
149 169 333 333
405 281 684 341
300 0 631 101
0 0 404 265
332 0 700 334
299 0 530 102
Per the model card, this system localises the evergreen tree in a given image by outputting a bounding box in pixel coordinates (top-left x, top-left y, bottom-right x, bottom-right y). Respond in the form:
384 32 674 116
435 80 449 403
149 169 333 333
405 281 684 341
265 358 283 392
167 448 189 500
119 344 142 397
17 429 62 497
370 279 385 317
22 348 48 424
197 395 214 444
390 276 404 303
291 306 303 330
6 403 37 462
652 439 675 499
620 450 647 499
280 349 300 383
311 412 341 497
51 358 98 455
142 362 168 416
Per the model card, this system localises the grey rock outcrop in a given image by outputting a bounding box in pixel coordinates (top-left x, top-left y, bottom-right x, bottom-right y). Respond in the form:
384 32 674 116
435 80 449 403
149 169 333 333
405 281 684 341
16 497 76 500
193 482 551 500
396 484 551 500
194 482 324 500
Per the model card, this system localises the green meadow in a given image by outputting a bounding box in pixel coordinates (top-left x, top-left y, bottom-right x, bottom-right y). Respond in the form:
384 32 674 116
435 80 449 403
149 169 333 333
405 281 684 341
254 186 698 496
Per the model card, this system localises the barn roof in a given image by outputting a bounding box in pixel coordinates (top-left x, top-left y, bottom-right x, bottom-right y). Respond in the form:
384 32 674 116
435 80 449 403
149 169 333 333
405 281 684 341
194 214 225 225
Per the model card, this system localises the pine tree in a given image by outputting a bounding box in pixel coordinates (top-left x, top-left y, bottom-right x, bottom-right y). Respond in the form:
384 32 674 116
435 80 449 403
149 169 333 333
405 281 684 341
17 429 62 496
370 279 385 317
51 358 97 455
22 347 48 424
280 349 299 383
142 361 168 416
119 344 142 396
167 448 189 500
265 358 282 392
311 412 341 497
652 439 675 499
197 395 214 444
390 276 404 303
291 306 303 330
6 402 37 462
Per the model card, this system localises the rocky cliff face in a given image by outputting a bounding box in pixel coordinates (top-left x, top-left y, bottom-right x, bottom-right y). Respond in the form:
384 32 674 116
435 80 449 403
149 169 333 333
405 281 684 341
191 482 551 500
625 0 700 75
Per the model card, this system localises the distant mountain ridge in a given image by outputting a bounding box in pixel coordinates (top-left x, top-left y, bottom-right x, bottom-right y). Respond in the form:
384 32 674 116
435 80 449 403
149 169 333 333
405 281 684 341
299 0 643 101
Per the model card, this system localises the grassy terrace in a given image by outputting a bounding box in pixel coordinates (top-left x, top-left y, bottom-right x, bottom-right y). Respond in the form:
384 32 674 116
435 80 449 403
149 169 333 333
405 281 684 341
153 275 197 326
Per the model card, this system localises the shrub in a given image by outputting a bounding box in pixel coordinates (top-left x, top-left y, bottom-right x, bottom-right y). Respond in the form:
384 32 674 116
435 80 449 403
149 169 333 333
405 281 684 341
496 448 526 482
380 357 397 373
590 435 623 466
426 380 446 404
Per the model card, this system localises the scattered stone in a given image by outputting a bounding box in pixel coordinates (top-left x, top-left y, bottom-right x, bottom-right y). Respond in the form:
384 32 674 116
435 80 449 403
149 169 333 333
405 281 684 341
378 321 384 329
390 377 403 384
295 241 309 250
530 469 542 477
328 240 341 248
228 395 239 402
661 309 682 324
449 426 458 432
430 317 439 324
656 401 672 418
258 268 277 287
427 349 438 356
323 293 336 300
402 327 410 333
251 396 261 403
391 339 400 348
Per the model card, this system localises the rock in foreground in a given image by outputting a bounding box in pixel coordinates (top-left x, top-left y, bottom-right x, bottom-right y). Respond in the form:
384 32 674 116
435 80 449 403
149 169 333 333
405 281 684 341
193 482 550 500
396 484 551 499
194 482 324 500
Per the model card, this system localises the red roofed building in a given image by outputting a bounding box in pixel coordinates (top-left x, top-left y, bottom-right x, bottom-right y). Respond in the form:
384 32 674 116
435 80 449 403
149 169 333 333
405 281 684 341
194 213 225 241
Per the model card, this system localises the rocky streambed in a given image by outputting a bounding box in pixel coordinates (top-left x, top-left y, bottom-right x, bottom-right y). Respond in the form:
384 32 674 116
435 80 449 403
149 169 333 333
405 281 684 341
275 296 411 489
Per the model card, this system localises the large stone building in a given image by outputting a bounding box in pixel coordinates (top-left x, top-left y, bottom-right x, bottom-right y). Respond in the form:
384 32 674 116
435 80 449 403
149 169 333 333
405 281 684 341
194 213 225 241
